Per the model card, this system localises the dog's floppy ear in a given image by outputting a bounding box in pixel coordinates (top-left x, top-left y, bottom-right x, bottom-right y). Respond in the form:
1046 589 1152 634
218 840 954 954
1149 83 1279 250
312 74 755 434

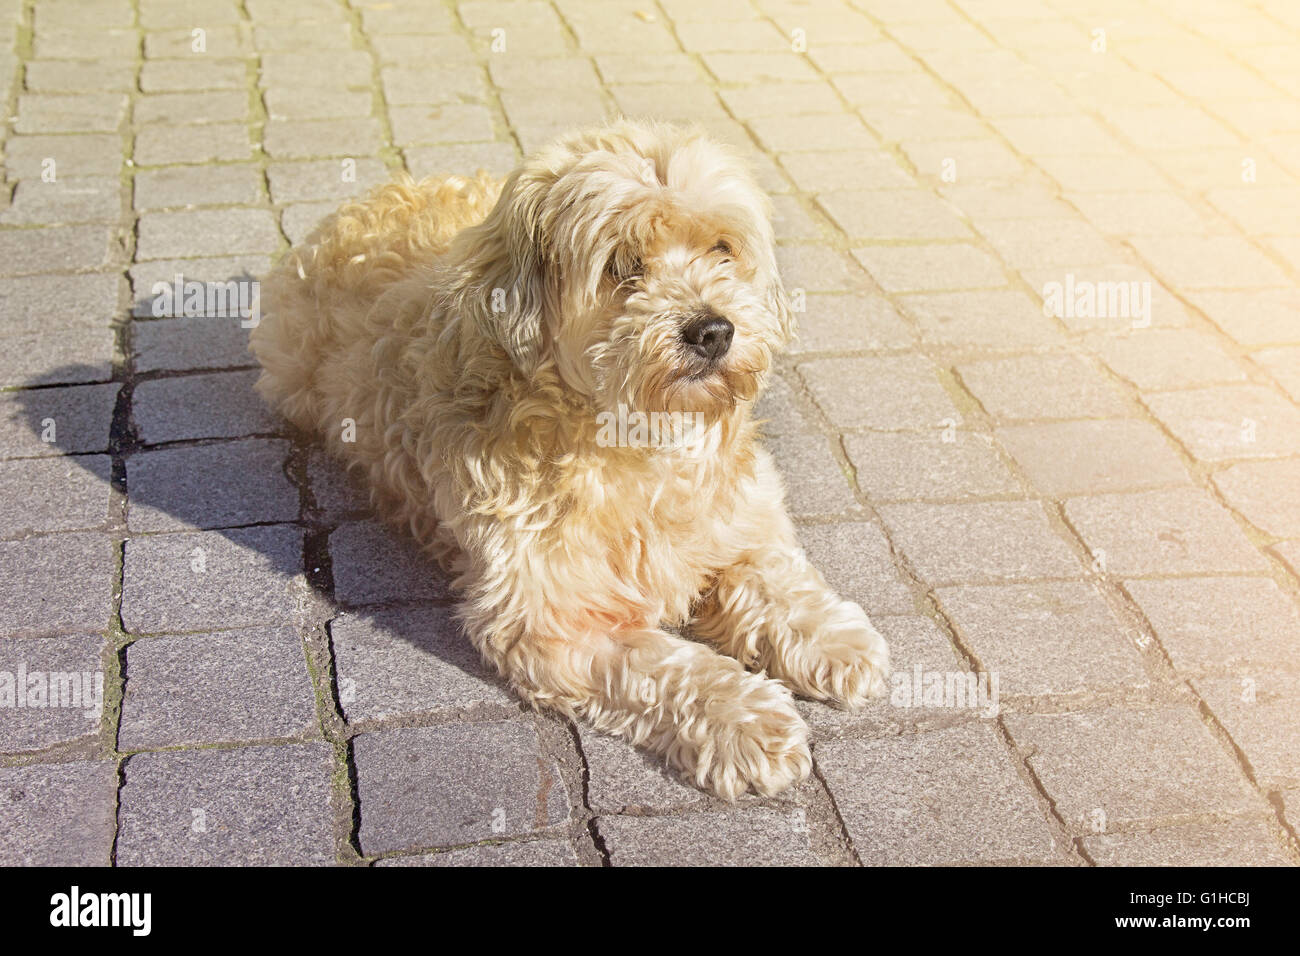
454 168 551 375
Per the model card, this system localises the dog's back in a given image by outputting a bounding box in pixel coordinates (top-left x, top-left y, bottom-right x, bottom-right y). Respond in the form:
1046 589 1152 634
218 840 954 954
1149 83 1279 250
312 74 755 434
250 172 502 432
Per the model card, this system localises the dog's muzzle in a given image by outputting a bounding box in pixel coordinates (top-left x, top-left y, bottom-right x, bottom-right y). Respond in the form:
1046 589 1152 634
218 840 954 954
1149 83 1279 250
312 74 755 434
680 311 734 363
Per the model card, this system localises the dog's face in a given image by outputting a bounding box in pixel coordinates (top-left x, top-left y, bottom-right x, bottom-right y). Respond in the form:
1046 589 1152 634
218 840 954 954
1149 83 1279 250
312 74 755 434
462 122 794 419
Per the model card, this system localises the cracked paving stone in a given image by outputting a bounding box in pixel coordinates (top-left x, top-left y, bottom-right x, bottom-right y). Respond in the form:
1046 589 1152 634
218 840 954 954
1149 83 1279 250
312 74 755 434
817 723 1059 865
116 743 335 866
353 721 569 855
119 626 316 749
0 761 117 865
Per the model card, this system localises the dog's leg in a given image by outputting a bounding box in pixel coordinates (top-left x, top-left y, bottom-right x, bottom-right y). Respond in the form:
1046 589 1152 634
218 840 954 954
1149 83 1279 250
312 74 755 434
478 624 811 800
693 469 889 709
695 555 889 708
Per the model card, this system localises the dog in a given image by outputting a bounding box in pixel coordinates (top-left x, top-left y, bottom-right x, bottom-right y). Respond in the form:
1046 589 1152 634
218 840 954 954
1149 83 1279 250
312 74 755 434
250 119 888 799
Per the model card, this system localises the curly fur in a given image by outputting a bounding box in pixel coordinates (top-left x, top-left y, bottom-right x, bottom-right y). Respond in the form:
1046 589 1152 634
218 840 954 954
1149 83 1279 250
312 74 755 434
250 119 888 799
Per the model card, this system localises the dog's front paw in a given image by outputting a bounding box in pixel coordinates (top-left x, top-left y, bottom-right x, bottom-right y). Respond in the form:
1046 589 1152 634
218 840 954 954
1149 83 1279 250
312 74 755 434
785 601 890 709
674 674 812 801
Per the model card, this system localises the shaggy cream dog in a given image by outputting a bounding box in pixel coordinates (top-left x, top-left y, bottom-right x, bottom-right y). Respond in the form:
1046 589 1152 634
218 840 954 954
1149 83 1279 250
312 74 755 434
250 120 888 799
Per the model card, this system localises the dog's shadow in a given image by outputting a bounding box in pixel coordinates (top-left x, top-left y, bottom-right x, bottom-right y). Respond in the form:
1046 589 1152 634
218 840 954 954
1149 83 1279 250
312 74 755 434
15 316 511 728
13 303 698 801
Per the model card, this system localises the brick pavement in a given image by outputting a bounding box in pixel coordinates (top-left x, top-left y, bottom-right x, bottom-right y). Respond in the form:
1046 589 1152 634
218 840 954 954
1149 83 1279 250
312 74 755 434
1 0 1298 866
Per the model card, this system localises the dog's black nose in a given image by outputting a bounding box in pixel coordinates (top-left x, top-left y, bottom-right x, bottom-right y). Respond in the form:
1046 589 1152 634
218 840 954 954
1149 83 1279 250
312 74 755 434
681 314 734 362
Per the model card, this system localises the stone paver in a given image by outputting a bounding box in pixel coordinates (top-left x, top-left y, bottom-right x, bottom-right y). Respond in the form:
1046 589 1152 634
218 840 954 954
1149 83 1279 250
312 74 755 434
934 582 1147 697
1144 386 1300 462
0 383 119 459
353 722 569 855
133 370 279 444
845 430 1021 502
998 420 1190 497
881 500 1081 585
131 317 254 373
1 0 1297 867
1197 673 1300 789
0 634 106 752
1005 707 1264 831
329 604 514 723
0 762 117 866
1083 819 1293 867
1065 488 1271 576
116 743 335 866
120 525 304 633
376 840 579 867
329 520 452 606
579 724 705 814
596 808 819 867
956 353 1134 422
1212 459 1300 538
126 439 296 532
0 533 115 637
0 455 112 537
818 724 1059 865
1125 577 1300 676
799 355 962 430
119 626 316 749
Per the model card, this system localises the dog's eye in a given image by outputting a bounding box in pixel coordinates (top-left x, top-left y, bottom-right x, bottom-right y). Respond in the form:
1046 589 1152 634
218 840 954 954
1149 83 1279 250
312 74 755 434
711 240 734 259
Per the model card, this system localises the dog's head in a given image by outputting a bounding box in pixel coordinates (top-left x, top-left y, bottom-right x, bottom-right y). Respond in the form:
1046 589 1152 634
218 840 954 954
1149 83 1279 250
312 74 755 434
457 120 793 418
